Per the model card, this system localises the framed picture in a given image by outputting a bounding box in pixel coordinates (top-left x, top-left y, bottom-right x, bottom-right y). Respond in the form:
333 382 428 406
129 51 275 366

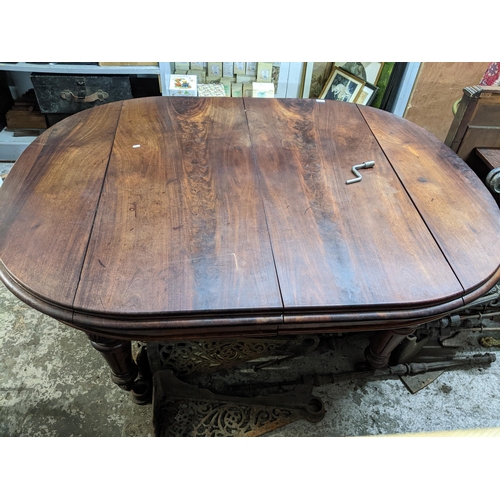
234 62 246 75
336 62 383 85
222 62 234 77
370 62 394 108
319 67 364 102
378 62 407 111
355 82 379 106
208 62 222 77
301 62 334 98
256 62 273 82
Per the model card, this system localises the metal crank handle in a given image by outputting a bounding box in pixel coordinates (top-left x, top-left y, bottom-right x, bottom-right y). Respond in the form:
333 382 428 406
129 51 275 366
346 160 375 185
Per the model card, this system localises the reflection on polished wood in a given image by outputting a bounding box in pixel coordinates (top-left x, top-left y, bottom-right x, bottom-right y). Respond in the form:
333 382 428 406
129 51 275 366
1 97 500 375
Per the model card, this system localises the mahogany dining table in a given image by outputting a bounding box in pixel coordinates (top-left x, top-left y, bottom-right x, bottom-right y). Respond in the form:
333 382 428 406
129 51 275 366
1 96 500 394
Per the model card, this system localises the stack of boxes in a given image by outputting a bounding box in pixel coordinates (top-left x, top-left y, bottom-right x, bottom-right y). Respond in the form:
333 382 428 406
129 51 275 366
169 62 276 98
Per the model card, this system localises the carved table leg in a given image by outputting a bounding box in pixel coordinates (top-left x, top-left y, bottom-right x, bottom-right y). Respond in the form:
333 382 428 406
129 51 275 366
365 327 417 370
87 334 138 391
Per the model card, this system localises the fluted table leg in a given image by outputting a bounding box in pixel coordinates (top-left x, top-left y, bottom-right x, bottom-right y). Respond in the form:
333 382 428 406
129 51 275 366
87 334 138 391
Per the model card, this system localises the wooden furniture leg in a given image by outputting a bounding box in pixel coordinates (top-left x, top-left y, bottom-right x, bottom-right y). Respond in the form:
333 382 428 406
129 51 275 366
87 334 138 391
365 327 417 369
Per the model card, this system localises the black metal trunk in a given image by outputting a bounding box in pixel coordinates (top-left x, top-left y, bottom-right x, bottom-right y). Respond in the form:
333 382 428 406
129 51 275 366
31 73 133 114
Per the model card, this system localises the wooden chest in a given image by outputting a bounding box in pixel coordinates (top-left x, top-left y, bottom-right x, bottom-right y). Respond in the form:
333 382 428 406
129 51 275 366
30 73 133 114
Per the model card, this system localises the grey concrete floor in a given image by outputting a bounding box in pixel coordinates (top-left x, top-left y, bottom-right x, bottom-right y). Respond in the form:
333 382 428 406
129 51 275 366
2 161 500 437
2 276 500 437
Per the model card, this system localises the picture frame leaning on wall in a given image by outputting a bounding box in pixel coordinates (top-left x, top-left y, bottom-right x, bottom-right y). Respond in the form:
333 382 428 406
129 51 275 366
301 62 334 98
319 66 365 102
355 82 379 106
336 62 384 85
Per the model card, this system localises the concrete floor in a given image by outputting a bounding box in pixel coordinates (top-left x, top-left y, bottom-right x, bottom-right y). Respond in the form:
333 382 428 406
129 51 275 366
2 161 500 437
2 276 500 437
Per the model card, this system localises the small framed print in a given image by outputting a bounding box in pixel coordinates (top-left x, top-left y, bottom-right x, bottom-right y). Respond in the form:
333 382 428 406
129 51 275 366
257 62 273 82
208 62 222 77
221 77 235 96
169 74 197 96
301 62 334 98
355 82 379 106
234 62 246 75
188 69 206 83
243 82 253 97
246 62 257 76
231 83 243 97
319 66 364 102
252 82 274 98
190 62 204 71
223 62 234 77
175 62 190 71
336 62 383 85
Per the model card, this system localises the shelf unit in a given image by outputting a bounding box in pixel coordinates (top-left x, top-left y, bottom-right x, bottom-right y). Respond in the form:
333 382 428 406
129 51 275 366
0 62 304 161
0 63 173 161
0 62 172 96
1 62 301 98
0 63 163 75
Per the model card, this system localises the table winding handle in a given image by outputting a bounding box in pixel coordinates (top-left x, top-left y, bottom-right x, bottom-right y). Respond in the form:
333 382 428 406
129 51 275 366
346 160 375 185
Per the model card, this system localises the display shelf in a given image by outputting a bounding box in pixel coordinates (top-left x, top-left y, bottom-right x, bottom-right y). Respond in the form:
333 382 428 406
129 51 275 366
0 62 303 160
0 62 173 160
0 63 161 75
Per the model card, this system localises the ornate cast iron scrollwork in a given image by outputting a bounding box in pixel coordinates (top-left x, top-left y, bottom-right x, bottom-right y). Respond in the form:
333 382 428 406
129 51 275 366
153 370 325 437
159 400 299 437
148 336 320 379
147 336 325 436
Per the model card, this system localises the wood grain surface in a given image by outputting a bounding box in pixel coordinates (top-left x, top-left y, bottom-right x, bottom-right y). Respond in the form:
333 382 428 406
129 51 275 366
1 97 499 336
245 99 463 312
73 97 282 317
359 105 500 295
0 102 122 308
476 148 500 170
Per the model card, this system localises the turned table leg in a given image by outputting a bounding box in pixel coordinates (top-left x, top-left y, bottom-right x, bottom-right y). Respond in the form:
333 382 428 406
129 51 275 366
87 334 138 391
365 327 417 369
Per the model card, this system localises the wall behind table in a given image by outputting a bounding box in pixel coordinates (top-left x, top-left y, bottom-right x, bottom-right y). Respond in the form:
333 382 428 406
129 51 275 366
404 62 489 142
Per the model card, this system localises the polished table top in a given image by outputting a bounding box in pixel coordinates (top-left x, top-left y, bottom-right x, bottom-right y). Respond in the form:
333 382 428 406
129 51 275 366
1 96 500 340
